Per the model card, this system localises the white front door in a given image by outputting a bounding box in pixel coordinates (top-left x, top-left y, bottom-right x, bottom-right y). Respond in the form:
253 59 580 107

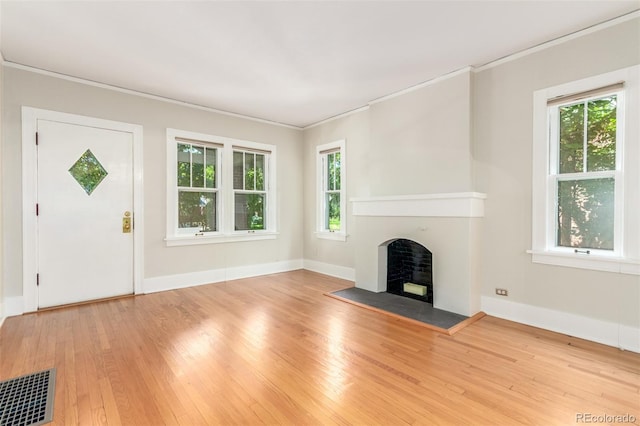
37 119 134 308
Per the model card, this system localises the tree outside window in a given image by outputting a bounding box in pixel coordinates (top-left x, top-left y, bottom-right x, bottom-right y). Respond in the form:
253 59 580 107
233 151 267 231
325 151 341 231
316 140 346 240
554 94 618 250
177 142 218 232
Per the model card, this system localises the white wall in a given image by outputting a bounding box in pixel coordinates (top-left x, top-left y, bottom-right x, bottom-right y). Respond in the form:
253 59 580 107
302 109 370 277
473 18 640 337
357 71 480 316
303 70 481 315
369 71 473 195
302 17 639 348
1 66 304 305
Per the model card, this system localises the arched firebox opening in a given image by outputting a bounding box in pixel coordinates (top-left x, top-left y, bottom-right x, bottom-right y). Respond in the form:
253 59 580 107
385 238 433 304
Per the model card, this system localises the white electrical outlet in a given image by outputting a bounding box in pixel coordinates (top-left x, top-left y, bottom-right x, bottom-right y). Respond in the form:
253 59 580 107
495 288 508 296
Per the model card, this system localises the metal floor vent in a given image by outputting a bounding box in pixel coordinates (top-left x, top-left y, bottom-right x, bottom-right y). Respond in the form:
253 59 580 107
0 368 55 426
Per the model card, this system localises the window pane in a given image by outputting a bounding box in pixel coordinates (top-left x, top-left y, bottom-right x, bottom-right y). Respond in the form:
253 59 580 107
326 192 340 231
205 147 216 188
587 96 617 172
192 146 204 188
235 193 265 230
334 152 341 190
178 191 217 232
255 154 265 191
559 103 585 174
233 151 244 189
68 149 108 196
177 143 191 187
327 153 335 190
245 153 255 190
557 178 614 250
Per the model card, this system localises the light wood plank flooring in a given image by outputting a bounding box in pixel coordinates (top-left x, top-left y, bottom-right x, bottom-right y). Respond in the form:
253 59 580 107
1 270 638 425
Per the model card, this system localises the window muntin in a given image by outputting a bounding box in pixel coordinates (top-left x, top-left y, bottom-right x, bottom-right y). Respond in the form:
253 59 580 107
233 150 268 231
549 92 621 252
176 142 219 233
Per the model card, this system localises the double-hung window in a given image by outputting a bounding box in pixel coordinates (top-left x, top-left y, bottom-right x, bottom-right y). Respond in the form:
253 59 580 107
176 140 220 234
316 140 346 241
549 87 621 252
531 65 639 274
166 129 277 245
233 149 268 231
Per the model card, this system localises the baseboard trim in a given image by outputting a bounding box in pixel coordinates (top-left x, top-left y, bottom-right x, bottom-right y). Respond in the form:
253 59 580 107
481 296 640 353
303 259 355 281
143 259 304 294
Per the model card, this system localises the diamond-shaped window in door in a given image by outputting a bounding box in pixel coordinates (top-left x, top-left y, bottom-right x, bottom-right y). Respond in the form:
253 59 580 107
69 149 108 195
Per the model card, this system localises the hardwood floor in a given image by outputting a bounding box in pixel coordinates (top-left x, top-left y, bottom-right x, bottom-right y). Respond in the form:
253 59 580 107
1 270 638 425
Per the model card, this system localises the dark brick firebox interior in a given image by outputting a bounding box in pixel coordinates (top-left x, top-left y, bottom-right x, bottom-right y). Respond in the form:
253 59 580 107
386 238 433 304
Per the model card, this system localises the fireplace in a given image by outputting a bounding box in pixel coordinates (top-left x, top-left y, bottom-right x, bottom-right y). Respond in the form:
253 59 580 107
386 239 433 304
352 192 486 316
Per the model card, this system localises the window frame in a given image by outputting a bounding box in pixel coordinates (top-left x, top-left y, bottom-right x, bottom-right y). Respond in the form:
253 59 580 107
175 139 221 235
232 147 269 233
547 90 623 256
316 139 347 241
531 65 640 275
166 128 277 246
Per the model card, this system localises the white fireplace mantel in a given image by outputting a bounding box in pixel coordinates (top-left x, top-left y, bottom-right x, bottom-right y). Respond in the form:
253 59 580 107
351 192 487 218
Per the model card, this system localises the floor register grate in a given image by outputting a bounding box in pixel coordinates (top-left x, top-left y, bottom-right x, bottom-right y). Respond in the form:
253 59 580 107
0 369 55 426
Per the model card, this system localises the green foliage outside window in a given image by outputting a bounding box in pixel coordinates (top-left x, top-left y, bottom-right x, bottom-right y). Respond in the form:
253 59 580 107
557 95 617 250
178 191 216 231
177 143 217 232
234 151 266 230
246 166 265 230
326 152 341 231
327 193 341 231
68 149 108 195
178 143 216 189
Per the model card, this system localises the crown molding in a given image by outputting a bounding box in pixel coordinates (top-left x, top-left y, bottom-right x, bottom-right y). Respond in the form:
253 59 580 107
474 10 640 73
2 61 303 130
368 66 474 106
303 66 473 130
304 10 639 129
303 105 370 130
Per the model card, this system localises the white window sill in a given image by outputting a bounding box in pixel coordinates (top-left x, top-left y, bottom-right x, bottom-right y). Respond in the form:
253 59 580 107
315 231 348 242
166 232 278 247
527 250 640 275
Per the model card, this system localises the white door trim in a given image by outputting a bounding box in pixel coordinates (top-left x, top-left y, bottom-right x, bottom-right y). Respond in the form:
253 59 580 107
21 107 144 313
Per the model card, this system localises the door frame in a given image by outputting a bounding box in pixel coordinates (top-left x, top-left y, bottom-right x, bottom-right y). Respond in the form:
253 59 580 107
22 107 144 312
